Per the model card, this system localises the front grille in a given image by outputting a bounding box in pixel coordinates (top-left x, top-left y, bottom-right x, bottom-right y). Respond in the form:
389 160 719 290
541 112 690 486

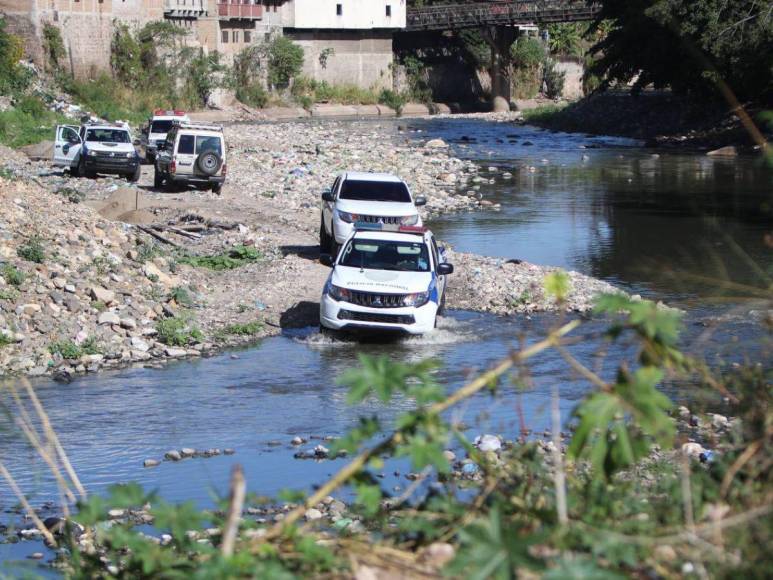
359 215 402 225
338 310 415 325
94 150 125 158
348 290 409 308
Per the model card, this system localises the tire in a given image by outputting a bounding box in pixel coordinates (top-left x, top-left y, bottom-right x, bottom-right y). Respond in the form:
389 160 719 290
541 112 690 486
77 156 88 179
153 168 163 189
196 150 222 176
127 165 141 183
319 216 330 252
438 291 446 315
211 183 222 195
330 240 340 260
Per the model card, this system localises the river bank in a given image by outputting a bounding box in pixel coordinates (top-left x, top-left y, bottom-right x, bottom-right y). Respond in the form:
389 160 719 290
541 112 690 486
527 92 771 151
0 116 620 378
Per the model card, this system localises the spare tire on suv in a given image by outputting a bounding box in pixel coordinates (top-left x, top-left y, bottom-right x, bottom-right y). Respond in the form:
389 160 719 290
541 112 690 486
196 150 222 176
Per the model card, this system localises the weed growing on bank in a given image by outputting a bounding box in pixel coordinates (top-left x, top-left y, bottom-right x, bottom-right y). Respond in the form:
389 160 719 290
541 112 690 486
1 264 25 287
216 321 263 339
16 236 45 264
178 246 262 271
48 338 100 360
155 316 204 347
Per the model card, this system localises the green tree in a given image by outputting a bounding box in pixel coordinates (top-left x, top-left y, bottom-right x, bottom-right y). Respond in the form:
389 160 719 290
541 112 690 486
588 0 773 100
266 36 304 89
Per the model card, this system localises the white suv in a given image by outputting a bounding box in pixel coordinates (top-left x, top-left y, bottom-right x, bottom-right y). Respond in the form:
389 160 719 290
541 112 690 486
320 224 454 335
53 123 141 181
320 172 426 257
154 122 226 194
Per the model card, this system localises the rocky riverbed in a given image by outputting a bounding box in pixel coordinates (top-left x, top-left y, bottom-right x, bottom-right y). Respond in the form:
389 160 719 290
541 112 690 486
0 118 621 378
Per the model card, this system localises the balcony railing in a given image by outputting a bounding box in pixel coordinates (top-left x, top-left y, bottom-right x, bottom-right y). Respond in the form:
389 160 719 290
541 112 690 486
217 2 263 20
164 0 206 16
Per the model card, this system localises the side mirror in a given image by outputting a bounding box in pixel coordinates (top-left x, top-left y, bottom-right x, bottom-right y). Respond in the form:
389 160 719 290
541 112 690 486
321 190 335 202
320 254 335 267
437 263 454 275
414 195 427 207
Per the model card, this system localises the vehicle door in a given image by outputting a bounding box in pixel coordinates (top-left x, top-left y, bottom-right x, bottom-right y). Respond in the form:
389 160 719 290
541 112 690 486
53 125 81 167
156 128 175 171
174 133 196 176
323 176 341 233
430 235 446 298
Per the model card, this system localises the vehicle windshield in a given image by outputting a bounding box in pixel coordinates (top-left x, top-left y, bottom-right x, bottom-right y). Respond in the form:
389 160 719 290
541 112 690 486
85 129 130 143
150 120 174 134
340 238 430 272
339 179 411 202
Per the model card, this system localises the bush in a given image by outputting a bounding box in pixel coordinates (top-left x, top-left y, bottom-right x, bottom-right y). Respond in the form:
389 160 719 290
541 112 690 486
0 18 31 95
42 23 65 73
0 96 68 147
542 57 566 99
48 337 99 360
267 36 304 89
17 236 45 264
236 82 268 108
1 263 25 286
156 316 204 347
217 321 263 338
378 89 406 115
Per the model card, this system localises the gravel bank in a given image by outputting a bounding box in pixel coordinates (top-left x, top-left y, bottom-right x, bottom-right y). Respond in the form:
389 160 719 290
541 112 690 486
0 117 623 378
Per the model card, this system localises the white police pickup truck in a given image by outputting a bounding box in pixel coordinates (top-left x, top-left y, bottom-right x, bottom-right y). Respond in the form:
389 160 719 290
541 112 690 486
320 172 427 258
319 224 454 335
142 109 190 164
53 122 141 181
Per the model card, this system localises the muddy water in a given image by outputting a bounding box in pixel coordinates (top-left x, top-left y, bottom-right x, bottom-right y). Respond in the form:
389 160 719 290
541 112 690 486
1 117 770 570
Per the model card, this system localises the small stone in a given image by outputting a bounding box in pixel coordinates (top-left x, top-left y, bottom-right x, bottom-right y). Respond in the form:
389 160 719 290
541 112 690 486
180 448 196 457
681 442 704 458
423 542 455 567
120 318 137 330
223 448 235 455
108 509 125 519
425 138 448 149
291 436 305 446
90 287 115 303
442 450 456 462
98 311 120 325
474 434 502 453
164 450 182 461
711 414 728 429
304 508 323 521
143 459 160 468
164 347 187 357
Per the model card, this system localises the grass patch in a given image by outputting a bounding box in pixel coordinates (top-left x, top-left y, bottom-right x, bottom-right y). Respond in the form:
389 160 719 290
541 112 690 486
216 320 263 339
0 288 17 301
170 286 194 307
61 74 162 125
520 103 569 125
179 245 262 271
48 337 100 360
0 95 69 148
156 316 204 347
2 263 25 287
291 76 382 107
17 236 45 263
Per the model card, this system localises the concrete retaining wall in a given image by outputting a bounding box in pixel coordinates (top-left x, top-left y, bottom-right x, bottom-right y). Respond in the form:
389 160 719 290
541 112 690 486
286 30 394 90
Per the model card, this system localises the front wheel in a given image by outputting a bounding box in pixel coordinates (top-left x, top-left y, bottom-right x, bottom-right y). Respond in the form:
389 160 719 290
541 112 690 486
127 166 141 183
319 216 331 252
211 183 222 195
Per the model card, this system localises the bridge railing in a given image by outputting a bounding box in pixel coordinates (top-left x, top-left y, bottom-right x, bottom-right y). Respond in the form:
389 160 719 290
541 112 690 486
406 0 599 31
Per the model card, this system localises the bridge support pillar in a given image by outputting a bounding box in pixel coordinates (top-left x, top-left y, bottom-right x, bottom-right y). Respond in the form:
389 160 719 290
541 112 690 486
482 26 518 112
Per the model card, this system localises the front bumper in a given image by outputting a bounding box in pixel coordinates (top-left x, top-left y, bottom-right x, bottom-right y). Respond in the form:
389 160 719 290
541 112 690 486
84 157 139 174
320 293 437 335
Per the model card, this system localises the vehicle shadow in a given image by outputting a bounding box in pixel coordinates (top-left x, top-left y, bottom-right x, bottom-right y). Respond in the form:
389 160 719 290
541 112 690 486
280 300 320 329
280 245 321 262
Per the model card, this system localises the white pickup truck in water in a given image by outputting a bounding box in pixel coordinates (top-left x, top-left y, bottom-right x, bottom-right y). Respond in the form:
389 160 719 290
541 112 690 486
320 224 453 335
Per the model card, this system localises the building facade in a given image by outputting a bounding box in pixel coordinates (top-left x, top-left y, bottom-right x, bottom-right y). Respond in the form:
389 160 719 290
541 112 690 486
1 0 406 88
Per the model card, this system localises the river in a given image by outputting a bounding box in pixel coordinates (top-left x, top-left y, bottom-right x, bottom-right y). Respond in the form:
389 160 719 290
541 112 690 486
1 117 770 570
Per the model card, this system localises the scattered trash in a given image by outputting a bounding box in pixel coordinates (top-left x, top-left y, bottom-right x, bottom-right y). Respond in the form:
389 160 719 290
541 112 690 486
474 434 502 453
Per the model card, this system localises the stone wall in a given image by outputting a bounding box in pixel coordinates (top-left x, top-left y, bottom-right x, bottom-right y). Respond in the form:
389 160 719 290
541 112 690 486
0 0 163 78
286 30 393 90
556 58 584 100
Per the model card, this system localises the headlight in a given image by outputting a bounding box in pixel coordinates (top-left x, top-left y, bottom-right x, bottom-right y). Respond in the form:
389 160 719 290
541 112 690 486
336 210 358 223
400 214 419 226
125 152 134 158
326 282 352 302
87 150 97 157
403 291 429 308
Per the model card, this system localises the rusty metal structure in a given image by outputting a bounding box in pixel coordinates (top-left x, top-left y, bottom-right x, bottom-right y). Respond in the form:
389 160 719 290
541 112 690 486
406 0 600 31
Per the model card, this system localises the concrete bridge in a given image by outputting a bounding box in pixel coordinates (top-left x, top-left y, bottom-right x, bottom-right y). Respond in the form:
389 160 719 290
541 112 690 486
405 1 601 110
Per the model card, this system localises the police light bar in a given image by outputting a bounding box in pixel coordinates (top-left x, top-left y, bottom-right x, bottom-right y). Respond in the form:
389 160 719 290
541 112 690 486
154 109 186 116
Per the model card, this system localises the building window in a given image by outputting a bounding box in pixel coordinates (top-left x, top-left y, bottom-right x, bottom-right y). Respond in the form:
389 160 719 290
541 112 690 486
386 5 391 17
221 30 229 43
232 30 239 43
336 4 342 16
244 30 251 43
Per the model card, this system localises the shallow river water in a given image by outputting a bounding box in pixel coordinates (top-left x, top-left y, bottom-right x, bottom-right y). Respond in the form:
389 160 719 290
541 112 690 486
1 117 770 570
